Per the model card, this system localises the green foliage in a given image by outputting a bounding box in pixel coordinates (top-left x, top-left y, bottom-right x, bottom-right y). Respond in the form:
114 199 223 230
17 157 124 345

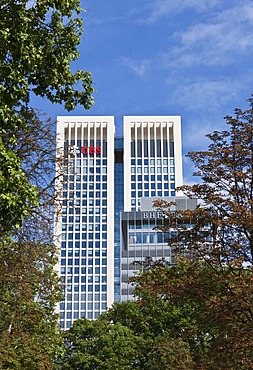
58 317 146 370
57 298 195 370
105 300 195 370
0 139 38 232
0 0 94 117
0 0 94 230
0 237 62 369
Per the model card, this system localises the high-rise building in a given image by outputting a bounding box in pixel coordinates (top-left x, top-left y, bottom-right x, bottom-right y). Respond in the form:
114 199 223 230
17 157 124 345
55 116 183 329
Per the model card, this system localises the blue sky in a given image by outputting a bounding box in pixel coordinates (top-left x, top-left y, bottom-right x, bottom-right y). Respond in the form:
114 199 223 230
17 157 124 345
37 0 253 183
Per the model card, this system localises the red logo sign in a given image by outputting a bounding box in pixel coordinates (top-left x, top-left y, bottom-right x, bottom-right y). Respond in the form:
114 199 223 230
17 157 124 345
81 146 101 155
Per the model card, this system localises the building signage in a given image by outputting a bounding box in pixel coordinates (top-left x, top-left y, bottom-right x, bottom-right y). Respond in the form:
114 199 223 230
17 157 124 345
142 211 164 219
81 146 101 155
68 145 101 156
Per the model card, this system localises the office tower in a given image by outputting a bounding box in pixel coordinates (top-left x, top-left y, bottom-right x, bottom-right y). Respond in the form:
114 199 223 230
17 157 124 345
56 117 115 329
55 115 183 329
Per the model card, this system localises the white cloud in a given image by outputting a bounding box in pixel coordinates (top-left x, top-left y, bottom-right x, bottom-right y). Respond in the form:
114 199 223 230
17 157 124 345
169 78 239 111
163 3 253 67
119 57 151 77
166 74 253 146
143 0 219 24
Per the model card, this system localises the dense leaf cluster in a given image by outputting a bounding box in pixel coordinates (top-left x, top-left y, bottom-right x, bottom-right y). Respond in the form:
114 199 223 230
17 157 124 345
0 0 94 231
0 238 62 369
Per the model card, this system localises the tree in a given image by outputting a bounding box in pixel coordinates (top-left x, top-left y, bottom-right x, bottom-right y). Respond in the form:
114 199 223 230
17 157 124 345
0 113 64 369
0 0 92 361
0 237 62 370
0 0 94 229
7 110 63 242
57 316 146 370
146 98 253 368
105 300 194 370
57 296 194 370
0 0 94 117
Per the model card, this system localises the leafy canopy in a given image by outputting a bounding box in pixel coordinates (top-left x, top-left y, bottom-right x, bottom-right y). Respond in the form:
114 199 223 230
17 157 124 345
0 237 62 370
0 0 94 119
0 0 94 230
150 98 253 369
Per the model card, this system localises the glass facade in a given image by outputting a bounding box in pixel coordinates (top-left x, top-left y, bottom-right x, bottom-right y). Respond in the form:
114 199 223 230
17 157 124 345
120 197 198 301
56 118 115 330
120 210 173 300
60 147 109 327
